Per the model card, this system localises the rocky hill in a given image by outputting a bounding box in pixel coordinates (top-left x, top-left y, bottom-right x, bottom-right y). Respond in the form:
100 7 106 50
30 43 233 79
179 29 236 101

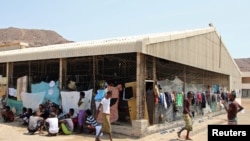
0 27 73 47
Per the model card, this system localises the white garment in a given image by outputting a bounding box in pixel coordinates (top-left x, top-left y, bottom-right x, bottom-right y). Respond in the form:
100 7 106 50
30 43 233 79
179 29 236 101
82 89 93 110
101 97 110 114
22 92 46 112
46 117 59 134
78 98 87 110
60 91 79 114
95 125 102 137
8 88 17 97
61 89 93 114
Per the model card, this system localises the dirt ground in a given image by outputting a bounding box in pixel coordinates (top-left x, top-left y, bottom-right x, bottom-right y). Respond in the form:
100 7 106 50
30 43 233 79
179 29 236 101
0 98 249 141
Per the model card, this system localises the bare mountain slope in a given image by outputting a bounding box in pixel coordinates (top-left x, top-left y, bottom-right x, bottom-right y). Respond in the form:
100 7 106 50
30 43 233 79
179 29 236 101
0 27 73 47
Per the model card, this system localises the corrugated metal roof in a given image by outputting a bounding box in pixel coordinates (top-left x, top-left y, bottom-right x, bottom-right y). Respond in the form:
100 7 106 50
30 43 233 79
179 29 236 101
0 27 215 63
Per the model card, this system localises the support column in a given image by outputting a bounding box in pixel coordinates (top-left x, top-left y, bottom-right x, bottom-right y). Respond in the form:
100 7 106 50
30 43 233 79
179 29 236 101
136 53 146 119
6 62 13 92
183 66 186 93
93 56 96 92
59 58 67 90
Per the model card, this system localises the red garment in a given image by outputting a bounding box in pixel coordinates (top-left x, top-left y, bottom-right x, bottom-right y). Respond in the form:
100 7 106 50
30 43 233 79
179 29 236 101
2 111 14 122
197 93 202 103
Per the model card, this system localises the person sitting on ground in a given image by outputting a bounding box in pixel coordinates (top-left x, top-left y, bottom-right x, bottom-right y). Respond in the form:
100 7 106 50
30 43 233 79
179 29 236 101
85 109 102 137
45 112 59 136
25 108 33 125
27 111 44 135
37 104 48 119
19 107 32 125
59 114 74 135
59 108 77 119
67 108 78 132
1 105 14 122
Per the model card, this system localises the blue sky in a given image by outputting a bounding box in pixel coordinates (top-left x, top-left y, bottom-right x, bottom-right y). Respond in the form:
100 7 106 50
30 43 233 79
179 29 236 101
1 0 249 58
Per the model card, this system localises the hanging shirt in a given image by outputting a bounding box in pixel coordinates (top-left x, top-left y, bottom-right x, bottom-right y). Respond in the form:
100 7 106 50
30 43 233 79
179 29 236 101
176 93 183 107
201 93 206 108
165 92 172 108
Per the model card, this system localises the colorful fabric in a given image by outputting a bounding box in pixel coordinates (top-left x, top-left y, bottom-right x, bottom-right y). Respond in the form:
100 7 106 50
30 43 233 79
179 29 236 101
197 93 202 103
31 81 60 105
176 93 183 106
78 109 86 126
6 98 23 115
95 89 106 102
61 123 72 135
183 114 192 131
101 113 111 133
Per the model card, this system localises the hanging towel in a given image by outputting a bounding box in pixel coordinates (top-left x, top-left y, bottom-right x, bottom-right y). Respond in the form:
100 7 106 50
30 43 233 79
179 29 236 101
21 92 46 112
61 89 93 115
61 91 79 114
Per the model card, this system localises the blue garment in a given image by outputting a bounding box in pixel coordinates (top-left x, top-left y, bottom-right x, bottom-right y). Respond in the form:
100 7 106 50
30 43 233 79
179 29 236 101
31 81 60 105
94 89 105 102
7 98 23 115
201 93 206 108
159 93 164 105
164 92 172 108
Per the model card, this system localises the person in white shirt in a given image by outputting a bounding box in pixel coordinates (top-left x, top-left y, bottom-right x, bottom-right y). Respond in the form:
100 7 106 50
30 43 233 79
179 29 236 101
45 112 59 136
96 90 113 141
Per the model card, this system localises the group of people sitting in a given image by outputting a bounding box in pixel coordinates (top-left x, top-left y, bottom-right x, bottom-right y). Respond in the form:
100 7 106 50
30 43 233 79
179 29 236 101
16 101 101 137
1 92 102 138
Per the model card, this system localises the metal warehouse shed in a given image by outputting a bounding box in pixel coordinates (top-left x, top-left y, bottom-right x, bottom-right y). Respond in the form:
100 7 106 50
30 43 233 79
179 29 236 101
0 26 241 137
